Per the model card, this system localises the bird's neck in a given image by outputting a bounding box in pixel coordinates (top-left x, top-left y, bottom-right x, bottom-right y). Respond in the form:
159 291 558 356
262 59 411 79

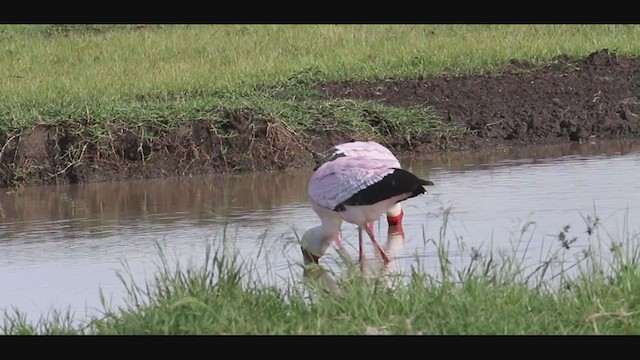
305 204 343 259
319 212 342 235
305 219 342 257
304 226 335 259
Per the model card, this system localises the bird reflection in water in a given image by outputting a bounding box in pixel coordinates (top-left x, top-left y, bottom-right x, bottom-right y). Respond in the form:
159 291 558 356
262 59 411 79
302 224 406 296
360 224 405 277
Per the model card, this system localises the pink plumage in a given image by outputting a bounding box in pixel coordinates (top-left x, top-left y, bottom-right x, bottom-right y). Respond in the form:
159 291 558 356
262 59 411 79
309 156 397 211
331 141 401 168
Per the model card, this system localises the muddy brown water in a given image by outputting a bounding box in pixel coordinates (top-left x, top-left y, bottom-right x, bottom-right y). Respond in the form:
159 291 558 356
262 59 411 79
1 139 640 325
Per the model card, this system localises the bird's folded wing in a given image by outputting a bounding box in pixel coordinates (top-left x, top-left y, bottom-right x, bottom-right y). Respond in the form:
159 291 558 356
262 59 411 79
333 142 401 168
308 157 396 210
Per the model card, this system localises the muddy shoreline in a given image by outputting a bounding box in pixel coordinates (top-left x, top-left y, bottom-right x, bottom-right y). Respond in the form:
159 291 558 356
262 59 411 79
1 49 639 189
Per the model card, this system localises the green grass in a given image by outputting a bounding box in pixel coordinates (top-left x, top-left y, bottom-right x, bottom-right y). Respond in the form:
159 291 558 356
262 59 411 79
2 24 639 189
1 24 640 132
3 210 640 335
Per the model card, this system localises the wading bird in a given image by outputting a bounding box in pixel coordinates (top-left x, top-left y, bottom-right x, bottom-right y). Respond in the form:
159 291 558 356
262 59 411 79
311 141 409 251
301 154 434 266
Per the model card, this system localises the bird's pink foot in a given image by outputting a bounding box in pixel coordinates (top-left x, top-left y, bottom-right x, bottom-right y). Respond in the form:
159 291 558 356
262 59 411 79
378 248 391 264
363 224 392 265
387 209 404 226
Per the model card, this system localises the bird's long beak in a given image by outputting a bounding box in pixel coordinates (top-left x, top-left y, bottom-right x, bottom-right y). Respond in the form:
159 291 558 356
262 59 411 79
301 246 321 265
424 180 435 186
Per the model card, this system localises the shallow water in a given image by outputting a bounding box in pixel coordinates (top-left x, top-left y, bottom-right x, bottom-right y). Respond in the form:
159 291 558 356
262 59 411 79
1 139 639 324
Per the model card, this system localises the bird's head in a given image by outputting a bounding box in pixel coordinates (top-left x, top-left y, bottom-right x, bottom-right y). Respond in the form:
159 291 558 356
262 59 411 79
300 227 322 265
301 246 321 265
300 226 335 266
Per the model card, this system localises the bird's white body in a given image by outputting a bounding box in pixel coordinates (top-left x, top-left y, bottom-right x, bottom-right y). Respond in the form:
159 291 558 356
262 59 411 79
339 194 409 226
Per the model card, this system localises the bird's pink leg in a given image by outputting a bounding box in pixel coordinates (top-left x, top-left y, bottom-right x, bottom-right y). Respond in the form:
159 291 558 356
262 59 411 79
358 226 364 262
367 222 374 234
333 233 344 250
364 224 391 264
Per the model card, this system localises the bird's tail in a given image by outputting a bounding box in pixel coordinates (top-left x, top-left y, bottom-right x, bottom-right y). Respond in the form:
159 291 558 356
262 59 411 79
421 179 435 186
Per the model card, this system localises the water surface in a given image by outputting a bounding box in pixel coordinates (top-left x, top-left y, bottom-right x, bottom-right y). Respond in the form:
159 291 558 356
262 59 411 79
1 139 639 324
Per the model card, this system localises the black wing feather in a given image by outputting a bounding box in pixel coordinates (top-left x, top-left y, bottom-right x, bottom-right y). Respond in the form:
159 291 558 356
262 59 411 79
333 168 434 211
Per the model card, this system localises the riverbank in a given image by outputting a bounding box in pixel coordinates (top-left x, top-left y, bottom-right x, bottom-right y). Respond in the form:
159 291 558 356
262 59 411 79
2 49 639 188
1 25 639 189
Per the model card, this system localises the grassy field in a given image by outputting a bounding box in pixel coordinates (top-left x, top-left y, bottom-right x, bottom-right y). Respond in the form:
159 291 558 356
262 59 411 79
1 24 640 132
3 217 640 335
2 24 640 189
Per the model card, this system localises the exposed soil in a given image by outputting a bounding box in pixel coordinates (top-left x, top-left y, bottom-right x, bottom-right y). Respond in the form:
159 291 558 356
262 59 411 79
2 49 640 188
318 49 640 147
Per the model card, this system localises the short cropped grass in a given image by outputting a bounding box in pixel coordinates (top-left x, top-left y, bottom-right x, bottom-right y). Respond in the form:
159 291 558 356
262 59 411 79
3 209 640 335
1 24 640 132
